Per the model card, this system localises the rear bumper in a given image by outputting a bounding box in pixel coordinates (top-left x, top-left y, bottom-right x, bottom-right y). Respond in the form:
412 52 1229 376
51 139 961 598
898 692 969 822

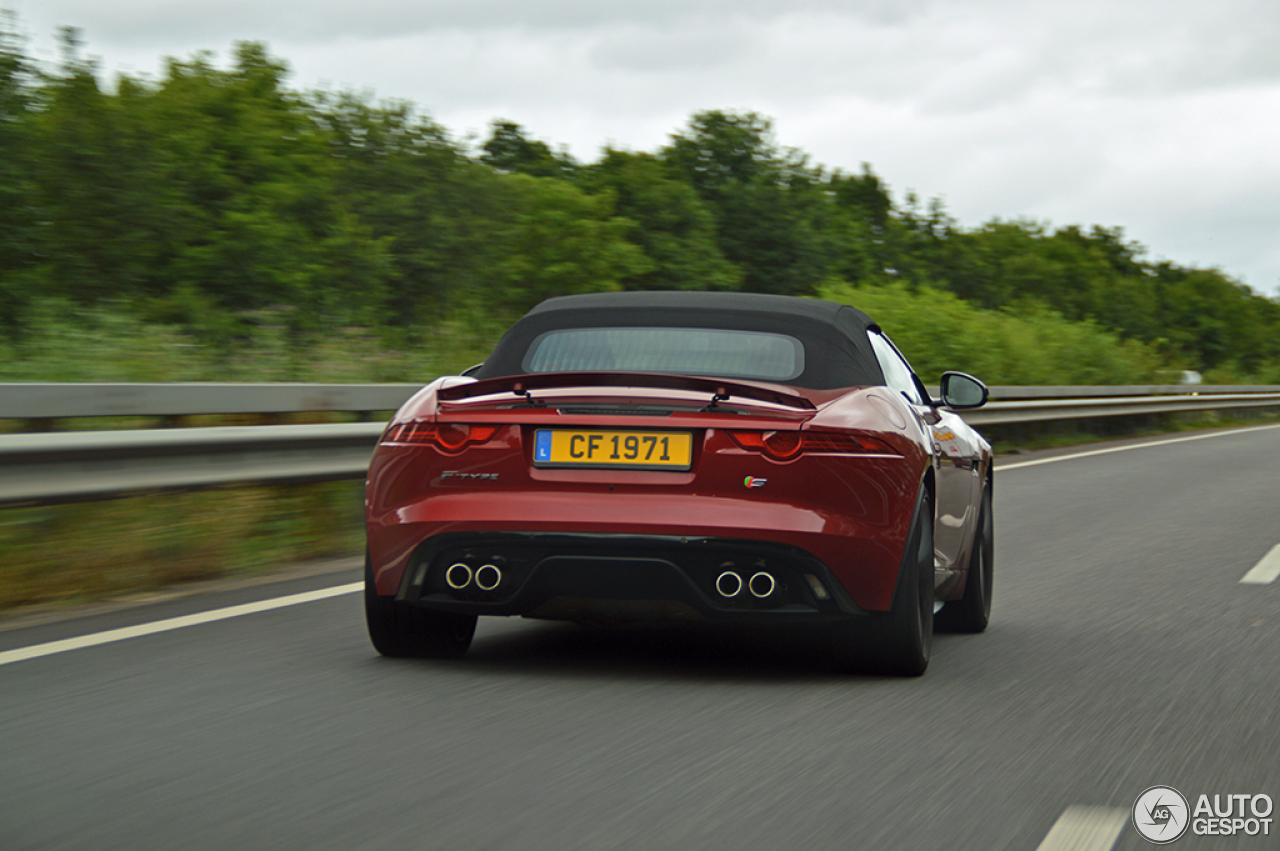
388 532 869 624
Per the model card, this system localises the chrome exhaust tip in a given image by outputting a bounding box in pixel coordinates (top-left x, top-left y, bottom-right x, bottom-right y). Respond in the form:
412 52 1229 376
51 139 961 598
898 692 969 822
748 571 776 598
445 563 473 590
715 571 743 598
474 564 502 592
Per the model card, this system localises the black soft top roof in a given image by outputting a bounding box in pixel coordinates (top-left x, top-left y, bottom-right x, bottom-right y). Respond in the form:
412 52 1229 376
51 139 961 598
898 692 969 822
475 291 886 390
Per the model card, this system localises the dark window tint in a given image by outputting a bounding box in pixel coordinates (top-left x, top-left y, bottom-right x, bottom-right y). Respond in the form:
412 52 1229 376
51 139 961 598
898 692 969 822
523 327 805 382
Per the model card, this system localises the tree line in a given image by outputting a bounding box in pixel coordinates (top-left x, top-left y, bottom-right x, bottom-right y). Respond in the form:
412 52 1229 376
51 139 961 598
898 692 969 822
3 26 1279 383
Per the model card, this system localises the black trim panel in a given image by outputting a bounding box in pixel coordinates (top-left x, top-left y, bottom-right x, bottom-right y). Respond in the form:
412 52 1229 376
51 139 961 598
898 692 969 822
393 532 867 624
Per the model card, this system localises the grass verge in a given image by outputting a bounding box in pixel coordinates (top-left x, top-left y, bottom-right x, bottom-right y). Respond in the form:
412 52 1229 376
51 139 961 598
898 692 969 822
0 482 363 613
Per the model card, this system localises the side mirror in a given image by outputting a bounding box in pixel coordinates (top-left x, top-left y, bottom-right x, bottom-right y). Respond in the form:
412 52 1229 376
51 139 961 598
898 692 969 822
938 372 988 409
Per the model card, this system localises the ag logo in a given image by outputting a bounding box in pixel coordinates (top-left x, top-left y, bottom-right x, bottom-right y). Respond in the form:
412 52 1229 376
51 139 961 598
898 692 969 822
1133 786 1190 844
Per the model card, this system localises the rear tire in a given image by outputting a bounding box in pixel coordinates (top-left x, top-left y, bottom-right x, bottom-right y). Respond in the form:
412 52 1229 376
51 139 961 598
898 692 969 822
936 483 993 634
829 488 934 676
365 556 477 659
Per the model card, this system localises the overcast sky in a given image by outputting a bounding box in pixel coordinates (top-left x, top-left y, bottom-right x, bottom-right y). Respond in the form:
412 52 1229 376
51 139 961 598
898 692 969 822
12 0 1280 296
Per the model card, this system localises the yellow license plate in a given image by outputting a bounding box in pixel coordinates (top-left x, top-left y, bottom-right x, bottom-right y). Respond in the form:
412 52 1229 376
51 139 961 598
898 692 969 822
533 429 693 470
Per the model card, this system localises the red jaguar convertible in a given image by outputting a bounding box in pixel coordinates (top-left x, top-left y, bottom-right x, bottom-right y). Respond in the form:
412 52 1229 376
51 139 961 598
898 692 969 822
365 291 993 675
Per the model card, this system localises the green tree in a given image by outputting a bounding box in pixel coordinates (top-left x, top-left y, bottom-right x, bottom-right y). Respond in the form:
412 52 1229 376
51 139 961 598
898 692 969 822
25 28 147 304
142 44 352 321
580 148 740 291
493 174 652 310
824 165 896 285
2 20 1277 387
315 92 515 326
0 11 42 331
481 119 578 180
663 110 834 295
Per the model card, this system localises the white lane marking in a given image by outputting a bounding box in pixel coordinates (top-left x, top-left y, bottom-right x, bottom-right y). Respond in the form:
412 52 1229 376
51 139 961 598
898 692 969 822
1000 423 1280 471
1035 806 1129 851
0 582 362 667
1242 544 1280 585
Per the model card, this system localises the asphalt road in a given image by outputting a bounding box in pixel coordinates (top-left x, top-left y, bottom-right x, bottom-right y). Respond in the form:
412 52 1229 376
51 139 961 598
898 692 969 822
3 425 1278 850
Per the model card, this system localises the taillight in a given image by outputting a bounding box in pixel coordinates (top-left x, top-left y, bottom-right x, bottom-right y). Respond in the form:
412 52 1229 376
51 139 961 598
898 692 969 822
381 422 499 452
727 430 897 461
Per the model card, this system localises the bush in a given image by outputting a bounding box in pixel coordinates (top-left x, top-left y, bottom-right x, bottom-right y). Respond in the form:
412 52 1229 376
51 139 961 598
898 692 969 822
818 280 1163 385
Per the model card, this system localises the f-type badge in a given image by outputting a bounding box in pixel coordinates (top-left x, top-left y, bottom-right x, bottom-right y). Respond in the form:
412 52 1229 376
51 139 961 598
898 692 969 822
440 471 499 481
743 476 767 488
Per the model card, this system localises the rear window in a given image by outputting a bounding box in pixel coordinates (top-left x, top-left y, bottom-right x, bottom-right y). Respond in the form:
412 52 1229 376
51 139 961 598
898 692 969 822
522 327 805 382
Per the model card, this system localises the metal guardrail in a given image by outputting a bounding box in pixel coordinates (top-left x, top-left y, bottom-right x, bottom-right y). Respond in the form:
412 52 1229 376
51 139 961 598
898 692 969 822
0 382 421 420
2 383 1278 507
0 423 385 506
963 389 1280 426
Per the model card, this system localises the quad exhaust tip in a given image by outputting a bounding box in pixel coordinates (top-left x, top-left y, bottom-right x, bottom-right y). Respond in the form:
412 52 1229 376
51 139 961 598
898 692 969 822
474 564 502 591
445 562 503 592
445 563 473 590
748 571 776 598
715 569 777 599
715 570 743 598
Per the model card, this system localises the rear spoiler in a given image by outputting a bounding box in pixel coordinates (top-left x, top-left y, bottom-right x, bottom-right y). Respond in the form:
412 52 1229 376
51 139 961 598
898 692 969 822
437 371 817 411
